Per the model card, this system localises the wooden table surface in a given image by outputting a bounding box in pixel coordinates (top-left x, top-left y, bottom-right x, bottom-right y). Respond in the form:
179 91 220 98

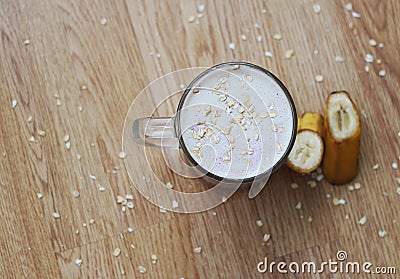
1 0 399 278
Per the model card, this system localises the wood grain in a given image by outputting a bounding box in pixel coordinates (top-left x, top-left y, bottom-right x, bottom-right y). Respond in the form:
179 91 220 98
1 0 399 278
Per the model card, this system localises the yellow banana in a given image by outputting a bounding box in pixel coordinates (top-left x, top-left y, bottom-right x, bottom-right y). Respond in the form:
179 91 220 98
322 91 361 184
286 112 324 174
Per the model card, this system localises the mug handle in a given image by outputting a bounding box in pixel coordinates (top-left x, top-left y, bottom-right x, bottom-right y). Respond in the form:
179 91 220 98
132 117 180 148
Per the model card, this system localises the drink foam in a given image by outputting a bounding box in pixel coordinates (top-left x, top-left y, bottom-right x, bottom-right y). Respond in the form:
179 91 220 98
177 63 295 180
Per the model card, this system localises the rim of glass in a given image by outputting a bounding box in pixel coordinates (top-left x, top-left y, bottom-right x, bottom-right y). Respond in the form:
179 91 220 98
174 61 298 183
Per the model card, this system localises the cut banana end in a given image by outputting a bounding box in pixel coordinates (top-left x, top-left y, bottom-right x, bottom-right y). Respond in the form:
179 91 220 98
322 91 361 184
286 130 324 174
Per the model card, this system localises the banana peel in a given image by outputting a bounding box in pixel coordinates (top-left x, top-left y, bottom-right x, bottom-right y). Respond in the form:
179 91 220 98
322 91 361 184
298 112 324 137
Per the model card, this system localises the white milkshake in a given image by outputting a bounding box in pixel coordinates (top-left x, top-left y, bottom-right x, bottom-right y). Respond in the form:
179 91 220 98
176 63 296 180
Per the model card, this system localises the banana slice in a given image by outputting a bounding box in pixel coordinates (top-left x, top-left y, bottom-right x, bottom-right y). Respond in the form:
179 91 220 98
286 130 324 173
322 91 361 184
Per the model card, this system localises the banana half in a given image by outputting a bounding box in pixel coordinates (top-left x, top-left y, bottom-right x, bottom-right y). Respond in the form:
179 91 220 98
322 91 361 184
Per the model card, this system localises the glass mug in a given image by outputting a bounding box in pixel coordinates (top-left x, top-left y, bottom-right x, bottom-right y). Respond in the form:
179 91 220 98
132 62 297 198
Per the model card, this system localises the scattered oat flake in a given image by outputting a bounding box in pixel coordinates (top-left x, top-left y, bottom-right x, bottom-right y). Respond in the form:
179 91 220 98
396 177 400 184
372 164 379 170
365 54 374 63
28 136 35 142
52 212 61 219
365 65 370 73
89 219 95 225
241 34 247 41
37 130 46 137
396 187 400 195
229 42 235 50
354 182 361 190
63 135 70 143
392 162 398 169
285 49 294 59
27 115 33 122
378 70 386 77
193 247 202 254
127 201 134 209
352 11 360 18
345 3 352 11
316 174 324 181
12 99 18 108
127 227 134 233
256 220 264 227
313 4 321 14
98 185 106 191
358 216 367 225
165 182 173 189
113 248 121 257
139 266 147 274
333 198 340 206
100 18 107 25
75 258 83 267
335 56 344 63
295 202 302 209
290 183 299 189
315 75 324 83
37 193 43 199
369 39 377 47
256 35 263 42
263 233 271 242
23 39 31 45
338 198 346 205
172 200 179 209
65 141 71 150
118 151 127 159
232 64 240 70
360 110 368 119
378 43 384 48
159 206 167 213
245 74 253 82
264 51 273 57
73 191 80 198
116 195 126 204
89 174 96 180
308 180 317 188
378 230 387 238
188 15 195 23
273 33 282 40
